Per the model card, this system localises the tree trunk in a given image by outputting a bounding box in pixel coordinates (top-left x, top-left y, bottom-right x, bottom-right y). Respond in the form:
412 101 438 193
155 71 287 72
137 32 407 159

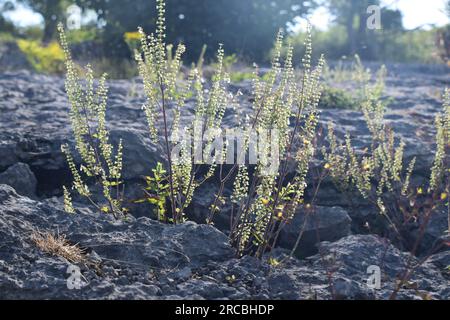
43 18 57 44
347 18 356 54
358 12 368 58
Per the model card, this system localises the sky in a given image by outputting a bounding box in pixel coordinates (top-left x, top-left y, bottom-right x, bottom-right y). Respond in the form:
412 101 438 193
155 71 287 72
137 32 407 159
308 0 449 30
3 0 450 30
4 3 43 27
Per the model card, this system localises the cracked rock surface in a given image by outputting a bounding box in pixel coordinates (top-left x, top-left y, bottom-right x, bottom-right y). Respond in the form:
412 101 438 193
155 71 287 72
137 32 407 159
0 185 449 300
0 64 449 299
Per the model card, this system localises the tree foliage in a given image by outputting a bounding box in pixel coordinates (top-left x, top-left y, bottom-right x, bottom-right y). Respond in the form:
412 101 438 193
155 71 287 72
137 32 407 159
326 0 403 59
76 0 316 62
17 0 70 42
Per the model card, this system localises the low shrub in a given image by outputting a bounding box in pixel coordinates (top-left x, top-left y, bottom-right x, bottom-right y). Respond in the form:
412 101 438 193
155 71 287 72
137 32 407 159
59 0 449 275
16 39 65 74
287 25 442 64
320 55 388 111
319 87 359 110
66 28 98 44
59 24 126 219
321 84 449 299
123 31 141 53
60 0 324 258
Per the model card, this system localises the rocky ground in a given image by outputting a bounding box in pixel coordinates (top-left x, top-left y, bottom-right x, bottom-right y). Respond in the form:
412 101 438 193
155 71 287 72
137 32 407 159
0 64 449 300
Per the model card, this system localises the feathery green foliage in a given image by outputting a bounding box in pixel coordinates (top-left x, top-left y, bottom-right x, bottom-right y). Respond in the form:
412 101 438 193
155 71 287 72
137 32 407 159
140 162 171 222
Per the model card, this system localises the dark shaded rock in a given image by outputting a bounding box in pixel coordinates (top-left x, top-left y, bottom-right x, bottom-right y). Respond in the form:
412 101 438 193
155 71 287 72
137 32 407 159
267 273 301 299
0 162 37 198
307 235 449 299
0 42 31 72
0 184 233 299
306 180 367 209
333 278 369 300
2 187 447 300
175 280 228 299
278 206 352 258
428 251 450 277
187 181 232 230
109 129 164 181
121 181 155 218
0 65 449 300
413 209 449 256
250 234 449 300
171 267 192 281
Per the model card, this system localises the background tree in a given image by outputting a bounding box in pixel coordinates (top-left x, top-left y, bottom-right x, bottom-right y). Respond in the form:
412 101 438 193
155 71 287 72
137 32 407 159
77 0 317 62
326 0 374 54
0 0 16 33
18 0 69 42
326 0 403 59
436 0 450 63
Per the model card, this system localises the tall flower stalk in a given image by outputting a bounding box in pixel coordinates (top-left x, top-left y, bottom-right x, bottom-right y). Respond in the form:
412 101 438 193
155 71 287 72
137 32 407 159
135 0 233 224
58 24 125 218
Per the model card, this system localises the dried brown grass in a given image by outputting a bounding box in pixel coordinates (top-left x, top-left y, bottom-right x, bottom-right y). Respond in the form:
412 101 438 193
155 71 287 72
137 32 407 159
31 231 86 264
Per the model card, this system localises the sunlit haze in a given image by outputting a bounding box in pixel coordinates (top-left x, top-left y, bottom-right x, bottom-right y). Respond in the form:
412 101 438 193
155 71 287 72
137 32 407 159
5 0 449 31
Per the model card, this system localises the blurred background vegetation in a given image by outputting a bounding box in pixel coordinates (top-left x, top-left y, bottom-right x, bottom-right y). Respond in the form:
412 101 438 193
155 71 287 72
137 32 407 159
0 0 449 78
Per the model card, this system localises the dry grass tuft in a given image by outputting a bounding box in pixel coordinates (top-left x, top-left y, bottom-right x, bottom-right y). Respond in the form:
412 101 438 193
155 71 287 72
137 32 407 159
31 231 87 264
